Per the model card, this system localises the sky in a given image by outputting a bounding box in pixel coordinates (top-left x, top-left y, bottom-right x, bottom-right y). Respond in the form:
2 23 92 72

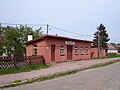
0 0 120 43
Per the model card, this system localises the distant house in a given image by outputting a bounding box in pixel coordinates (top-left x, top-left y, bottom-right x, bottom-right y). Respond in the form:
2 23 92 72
115 44 120 53
91 46 106 58
107 44 118 55
25 35 93 64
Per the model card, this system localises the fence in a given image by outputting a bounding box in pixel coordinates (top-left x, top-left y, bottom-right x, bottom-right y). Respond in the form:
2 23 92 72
0 55 45 69
26 55 45 65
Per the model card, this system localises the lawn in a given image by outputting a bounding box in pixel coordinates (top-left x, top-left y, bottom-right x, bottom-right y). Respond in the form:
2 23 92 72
0 64 49 75
103 54 120 59
92 54 120 60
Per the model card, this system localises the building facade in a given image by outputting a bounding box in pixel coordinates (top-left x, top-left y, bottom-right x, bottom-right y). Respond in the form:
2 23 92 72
91 46 106 58
25 35 93 64
107 44 118 56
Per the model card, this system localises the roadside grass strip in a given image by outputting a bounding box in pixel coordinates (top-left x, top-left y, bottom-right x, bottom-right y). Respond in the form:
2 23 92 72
0 59 120 89
91 55 120 60
0 64 49 75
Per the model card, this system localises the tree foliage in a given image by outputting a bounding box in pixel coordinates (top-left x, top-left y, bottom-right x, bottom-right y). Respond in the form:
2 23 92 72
93 24 110 48
0 25 42 56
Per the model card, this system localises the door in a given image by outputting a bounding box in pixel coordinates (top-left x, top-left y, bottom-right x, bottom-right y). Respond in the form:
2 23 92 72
67 45 73 60
51 45 55 62
91 52 94 58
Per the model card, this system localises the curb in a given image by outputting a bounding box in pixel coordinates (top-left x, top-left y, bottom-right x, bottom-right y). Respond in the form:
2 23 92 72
0 59 120 89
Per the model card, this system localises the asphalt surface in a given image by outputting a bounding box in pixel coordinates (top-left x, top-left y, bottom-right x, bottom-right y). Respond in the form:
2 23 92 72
3 62 120 90
1 58 120 85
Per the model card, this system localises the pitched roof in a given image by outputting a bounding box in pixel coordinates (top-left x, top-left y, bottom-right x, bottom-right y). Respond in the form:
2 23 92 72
107 44 117 50
24 34 93 45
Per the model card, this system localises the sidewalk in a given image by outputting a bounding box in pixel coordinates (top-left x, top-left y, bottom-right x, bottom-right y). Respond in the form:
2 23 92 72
0 58 120 85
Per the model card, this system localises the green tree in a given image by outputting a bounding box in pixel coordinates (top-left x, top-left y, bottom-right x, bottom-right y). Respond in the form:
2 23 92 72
33 27 43 38
93 23 110 48
0 25 5 56
0 37 4 55
2 26 25 56
0 25 42 56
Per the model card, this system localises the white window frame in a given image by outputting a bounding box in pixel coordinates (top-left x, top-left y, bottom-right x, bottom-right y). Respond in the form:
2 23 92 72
75 47 78 55
80 47 84 55
33 45 37 56
60 46 64 56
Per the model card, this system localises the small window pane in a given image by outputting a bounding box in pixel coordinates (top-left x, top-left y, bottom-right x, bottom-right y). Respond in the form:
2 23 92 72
75 47 78 55
86 47 89 55
80 47 84 55
33 44 37 56
60 46 64 56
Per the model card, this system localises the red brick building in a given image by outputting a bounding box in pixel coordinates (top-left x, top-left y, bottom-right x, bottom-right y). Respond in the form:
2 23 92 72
25 35 93 64
91 46 106 58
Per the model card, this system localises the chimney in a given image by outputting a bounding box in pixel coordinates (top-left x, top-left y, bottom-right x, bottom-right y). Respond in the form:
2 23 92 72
27 31 33 41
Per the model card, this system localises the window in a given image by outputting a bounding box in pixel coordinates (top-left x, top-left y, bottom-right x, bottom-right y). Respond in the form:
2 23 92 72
33 44 37 56
86 47 89 55
75 47 78 55
80 47 84 55
60 46 64 56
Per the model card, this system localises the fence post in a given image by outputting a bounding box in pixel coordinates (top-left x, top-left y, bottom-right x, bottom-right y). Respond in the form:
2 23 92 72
14 56 17 68
29 56 31 65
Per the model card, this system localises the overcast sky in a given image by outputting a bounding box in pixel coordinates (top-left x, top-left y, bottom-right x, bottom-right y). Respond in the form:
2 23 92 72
0 0 120 43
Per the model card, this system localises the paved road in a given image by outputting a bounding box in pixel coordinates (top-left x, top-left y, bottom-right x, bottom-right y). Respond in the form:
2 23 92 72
3 62 120 90
1 58 120 85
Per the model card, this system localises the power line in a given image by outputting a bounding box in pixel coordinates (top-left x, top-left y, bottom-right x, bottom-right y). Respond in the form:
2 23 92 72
49 25 93 36
1 22 47 26
73 35 93 38
1 22 93 37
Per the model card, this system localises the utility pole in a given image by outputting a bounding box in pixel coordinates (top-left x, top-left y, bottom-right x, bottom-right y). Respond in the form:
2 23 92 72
98 31 100 59
47 24 49 34
0 22 1 30
0 22 2 35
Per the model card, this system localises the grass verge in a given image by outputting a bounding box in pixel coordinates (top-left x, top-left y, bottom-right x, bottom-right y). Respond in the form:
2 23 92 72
103 54 120 59
0 64 49 75
0 59 120 89
92 54 120 60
